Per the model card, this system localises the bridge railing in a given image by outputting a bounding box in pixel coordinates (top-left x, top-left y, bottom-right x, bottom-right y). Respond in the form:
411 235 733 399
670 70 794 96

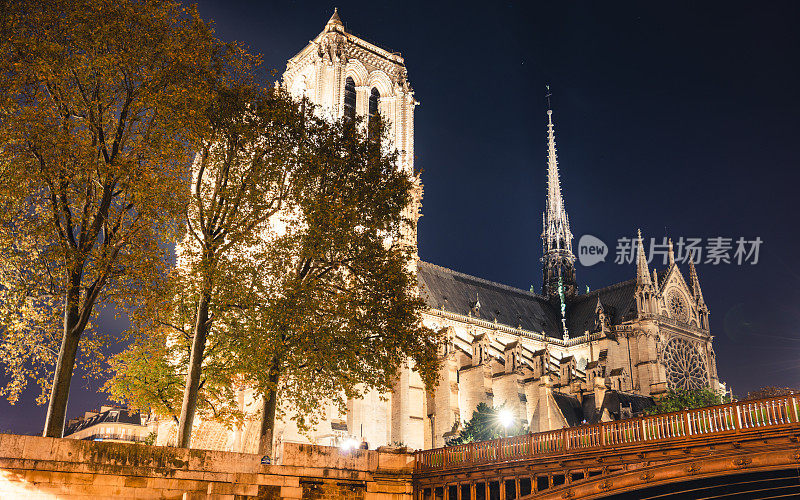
415 394 800 472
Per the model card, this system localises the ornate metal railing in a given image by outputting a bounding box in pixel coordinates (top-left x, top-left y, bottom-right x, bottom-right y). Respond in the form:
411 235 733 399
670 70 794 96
415 395 800 472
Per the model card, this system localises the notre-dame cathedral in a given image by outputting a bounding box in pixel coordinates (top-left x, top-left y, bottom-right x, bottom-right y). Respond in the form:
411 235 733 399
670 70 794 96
168 10 726 454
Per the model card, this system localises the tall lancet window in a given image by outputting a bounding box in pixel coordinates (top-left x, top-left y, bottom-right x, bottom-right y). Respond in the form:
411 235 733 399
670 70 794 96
344 77 356 121
368 87 380 119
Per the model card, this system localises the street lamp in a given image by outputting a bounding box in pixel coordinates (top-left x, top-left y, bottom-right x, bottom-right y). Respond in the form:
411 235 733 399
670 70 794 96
339 437 358 452
498 409 514 436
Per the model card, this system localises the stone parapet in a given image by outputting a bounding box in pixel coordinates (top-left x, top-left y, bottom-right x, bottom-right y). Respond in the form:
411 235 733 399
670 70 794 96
0 434 413 500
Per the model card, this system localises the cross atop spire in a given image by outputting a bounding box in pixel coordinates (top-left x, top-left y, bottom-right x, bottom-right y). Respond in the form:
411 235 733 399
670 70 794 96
541 88 577 299
545 84 552 111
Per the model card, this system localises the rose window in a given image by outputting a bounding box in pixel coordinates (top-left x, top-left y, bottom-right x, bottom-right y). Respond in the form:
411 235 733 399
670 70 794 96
668 291 689 322
662 337 708 390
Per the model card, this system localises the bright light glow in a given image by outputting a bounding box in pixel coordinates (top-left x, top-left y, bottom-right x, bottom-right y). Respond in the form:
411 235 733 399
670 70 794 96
498 409 514 428
339 438 358 451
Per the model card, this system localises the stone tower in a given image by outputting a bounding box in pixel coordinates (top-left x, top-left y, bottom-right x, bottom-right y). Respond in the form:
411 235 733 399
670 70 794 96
541 98 577 301
282 9 421 252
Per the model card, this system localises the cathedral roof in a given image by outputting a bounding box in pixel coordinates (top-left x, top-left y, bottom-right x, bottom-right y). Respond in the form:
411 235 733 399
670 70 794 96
553 392 584 426
553 391 655 426
417 261 562 337
418 260 640 339
565 280 638 336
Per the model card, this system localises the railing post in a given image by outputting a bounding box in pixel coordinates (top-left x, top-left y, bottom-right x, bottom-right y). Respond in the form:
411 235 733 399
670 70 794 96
735 404 742 432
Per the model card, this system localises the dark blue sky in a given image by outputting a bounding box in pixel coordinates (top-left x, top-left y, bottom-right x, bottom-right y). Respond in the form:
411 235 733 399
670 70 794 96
2 0 799 434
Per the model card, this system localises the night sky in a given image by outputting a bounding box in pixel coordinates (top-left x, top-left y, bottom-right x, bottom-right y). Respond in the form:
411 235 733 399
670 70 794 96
2 0 799 435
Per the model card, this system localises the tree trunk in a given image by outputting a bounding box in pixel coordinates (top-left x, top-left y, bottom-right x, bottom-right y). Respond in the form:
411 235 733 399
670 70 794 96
177 287 212 448
42 281 82 438
258 356 281 458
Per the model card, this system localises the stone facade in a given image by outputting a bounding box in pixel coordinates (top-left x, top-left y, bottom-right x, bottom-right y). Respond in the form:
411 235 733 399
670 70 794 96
184 10 725 454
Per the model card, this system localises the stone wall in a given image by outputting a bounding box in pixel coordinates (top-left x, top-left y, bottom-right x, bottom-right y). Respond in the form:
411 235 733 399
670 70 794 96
0 434 413 500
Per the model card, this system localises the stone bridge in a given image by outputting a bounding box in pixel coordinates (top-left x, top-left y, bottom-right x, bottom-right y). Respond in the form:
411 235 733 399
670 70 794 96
413 395 800 499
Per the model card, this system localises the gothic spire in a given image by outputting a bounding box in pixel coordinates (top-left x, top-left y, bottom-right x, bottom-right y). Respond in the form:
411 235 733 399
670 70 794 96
689 261 705 305
636 229 652 286
542 94 572 256
541 87 577 299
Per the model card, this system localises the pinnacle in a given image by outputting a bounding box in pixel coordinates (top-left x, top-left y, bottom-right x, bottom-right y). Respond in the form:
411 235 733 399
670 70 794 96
327 7 342 26
636 229 651 286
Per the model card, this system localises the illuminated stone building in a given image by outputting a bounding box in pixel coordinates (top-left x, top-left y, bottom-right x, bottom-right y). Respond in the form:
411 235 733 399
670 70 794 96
178 10 725 454
64 406 151 444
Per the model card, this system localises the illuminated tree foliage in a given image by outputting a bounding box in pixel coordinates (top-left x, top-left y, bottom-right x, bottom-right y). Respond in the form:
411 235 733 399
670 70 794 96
241 114 441 456
644 388 732 415
173 82 306 448
103 272 243 429
0 0 222 437
105 110 441 454
104 79 305 448
445 403 526 446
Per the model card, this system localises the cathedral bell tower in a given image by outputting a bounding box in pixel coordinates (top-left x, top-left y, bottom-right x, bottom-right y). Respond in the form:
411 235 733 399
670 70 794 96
281 9 420 255
541 92 577 300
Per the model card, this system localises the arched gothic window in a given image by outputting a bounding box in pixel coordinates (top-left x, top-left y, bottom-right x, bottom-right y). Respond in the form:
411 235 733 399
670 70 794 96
368 87 380 118
344 77 356 121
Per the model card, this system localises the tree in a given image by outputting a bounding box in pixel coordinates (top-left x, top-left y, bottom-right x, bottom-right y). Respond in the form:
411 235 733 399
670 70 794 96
103 272 243 433
645 388 732 415
445 403 526 446
0 0 220 437
744 386 798 401
105 83 306 448
239 114 442 456
106 104 441 454
171 83 304 448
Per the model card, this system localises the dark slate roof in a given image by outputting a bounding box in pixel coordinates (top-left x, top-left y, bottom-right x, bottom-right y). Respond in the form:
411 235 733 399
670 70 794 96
552 392 584 427
548 389 658 426
565 280 637 336
655 267 670 289
417 261 563 337
581 394 598 423
578 391 655 425
417 260 639 339
64 408 145 436
602 391 655 419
